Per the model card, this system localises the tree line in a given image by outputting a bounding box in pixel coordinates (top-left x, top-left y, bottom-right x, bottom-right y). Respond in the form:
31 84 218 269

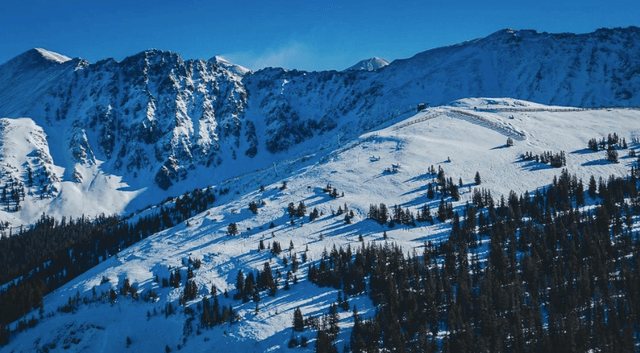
304 166 640 352
0 186 218 340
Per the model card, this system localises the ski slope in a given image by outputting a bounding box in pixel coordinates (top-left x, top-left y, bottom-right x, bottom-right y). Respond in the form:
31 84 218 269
4 98 640 352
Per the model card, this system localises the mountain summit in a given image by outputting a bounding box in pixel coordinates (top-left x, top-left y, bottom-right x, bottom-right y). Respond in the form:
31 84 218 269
208 55 251 76
32 48 71 64
345 57 389 71
2 48 72 68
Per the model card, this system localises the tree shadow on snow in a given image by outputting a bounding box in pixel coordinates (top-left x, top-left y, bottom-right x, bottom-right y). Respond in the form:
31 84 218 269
405 173 436 183
312 219 381 241
401 184 431 197
570 148 596 155
399 195 439 209
515 159 554 171
582 159 610 166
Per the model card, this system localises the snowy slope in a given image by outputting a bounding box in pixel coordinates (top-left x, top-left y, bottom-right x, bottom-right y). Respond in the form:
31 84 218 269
209 55 252 76
0 117 141 228
4 100 640 352
34 48 71 64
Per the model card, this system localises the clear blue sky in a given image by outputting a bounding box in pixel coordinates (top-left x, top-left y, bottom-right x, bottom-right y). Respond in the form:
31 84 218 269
1 0 638 71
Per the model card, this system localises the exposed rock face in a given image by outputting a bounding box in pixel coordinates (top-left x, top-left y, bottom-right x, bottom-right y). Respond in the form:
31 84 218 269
0 27 639 192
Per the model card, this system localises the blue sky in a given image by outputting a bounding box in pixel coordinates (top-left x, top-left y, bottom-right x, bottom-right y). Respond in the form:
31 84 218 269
1 0 638 71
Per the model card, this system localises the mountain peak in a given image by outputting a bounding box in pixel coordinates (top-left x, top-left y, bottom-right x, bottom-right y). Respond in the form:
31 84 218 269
32 48 71 64
345 57 389 71
0 48 72 69
208 55 251 76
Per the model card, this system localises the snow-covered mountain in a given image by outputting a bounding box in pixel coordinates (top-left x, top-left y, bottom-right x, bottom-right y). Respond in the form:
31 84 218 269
2 98 639 351
208 55 251 76
345 57 389 71
0 27 639 226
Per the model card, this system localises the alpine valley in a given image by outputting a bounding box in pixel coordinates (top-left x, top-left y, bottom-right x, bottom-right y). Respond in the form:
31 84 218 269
1 27 640 352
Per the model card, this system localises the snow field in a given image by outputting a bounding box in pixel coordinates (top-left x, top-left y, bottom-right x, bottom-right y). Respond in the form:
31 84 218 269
4 98 640 352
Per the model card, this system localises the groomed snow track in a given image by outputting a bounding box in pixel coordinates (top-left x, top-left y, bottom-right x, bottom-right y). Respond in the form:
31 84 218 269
393 108 526 141
447 109 526 141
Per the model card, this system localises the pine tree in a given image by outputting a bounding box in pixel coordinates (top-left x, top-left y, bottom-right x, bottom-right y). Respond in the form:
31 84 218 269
262 262 275 291
475 171 481 185
427 183 435 199
296 201 306 217
309 208 320 221
450 184 460 201
293 307 304 331
291 253 299 273
606 145 619 163
174 269 181 286
227 222 239 236
234 270 244 300
287 202 296 217
437 198 448 222
248 201 259 214
588 175 597 198
243 273 255 302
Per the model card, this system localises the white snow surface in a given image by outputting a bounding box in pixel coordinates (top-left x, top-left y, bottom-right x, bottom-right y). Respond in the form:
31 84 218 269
4 98 640 352
209 55 251 76
34 48 71 64
345 57 389 71
0 117 141 227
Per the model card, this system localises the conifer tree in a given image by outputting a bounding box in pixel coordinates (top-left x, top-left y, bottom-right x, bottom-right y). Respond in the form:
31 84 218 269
606 144 619 163
293 307 304 332
475 171 482 185
227 222 239 236
437 198 448 222
427 183 435 199
234 270 244 300
296 201 306 217
588 175 597 198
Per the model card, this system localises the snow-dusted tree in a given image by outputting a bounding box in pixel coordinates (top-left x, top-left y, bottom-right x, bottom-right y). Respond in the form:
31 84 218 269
248 201 259 214
606 145 619 163
506 137 514 147
309 207 320 221
227 222 239 236
295 201 306 217
287 202 296 217
184 279 198 300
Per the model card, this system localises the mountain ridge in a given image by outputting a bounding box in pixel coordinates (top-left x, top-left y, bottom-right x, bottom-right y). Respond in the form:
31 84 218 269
0 26 639 226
